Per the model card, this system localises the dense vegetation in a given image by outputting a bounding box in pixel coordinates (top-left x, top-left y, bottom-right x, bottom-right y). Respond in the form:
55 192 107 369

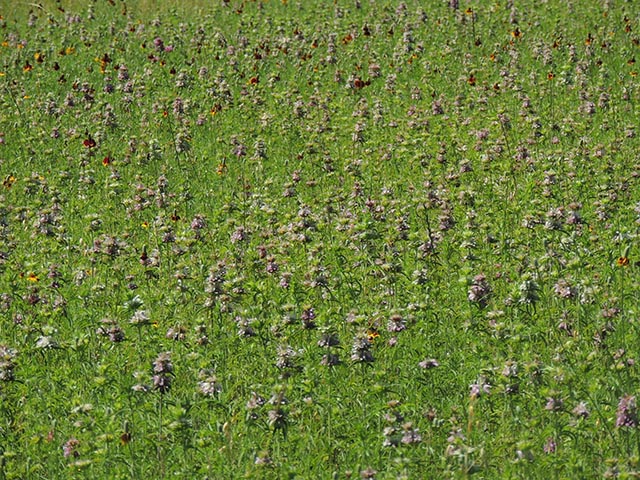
1 1 639 478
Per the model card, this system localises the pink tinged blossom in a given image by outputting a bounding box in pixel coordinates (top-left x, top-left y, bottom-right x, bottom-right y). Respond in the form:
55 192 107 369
543 437 556 454
470 380 490 399
616 395 638 428
63 438 80 458
419 358 439 369
572 402 590 419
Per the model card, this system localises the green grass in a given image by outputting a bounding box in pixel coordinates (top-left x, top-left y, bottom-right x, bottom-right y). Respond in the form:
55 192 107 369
0 0 639 478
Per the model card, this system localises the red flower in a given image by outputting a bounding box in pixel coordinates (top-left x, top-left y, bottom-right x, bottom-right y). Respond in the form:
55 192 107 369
83 137 96 148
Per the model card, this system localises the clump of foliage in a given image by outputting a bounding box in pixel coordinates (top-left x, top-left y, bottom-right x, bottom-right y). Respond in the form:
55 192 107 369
0 1 639 478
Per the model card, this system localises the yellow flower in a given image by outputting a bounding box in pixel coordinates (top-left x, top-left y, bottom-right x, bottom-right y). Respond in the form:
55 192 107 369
3 175 15 188
617 256 630 267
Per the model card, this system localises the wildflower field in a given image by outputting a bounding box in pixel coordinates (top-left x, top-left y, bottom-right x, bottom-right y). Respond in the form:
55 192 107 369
1 0 640 478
